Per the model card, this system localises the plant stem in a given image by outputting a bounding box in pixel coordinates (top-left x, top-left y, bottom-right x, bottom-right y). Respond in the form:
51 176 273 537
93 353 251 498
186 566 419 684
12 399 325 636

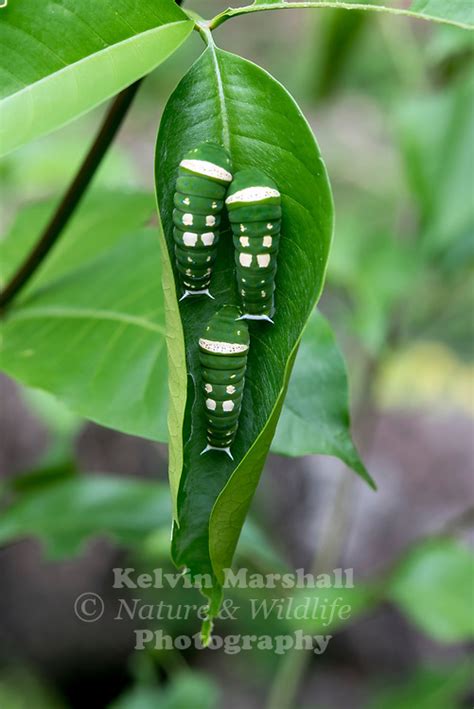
266 471 356 709
266 354 381 709
0 80 142 312
209 2 471 31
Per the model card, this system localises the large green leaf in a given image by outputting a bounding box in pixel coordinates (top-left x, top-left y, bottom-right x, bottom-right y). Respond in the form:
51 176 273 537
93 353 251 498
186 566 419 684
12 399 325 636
0 191 170 441
388 537 474 642
273 311 372 485
154 44 334 624
211 1 474 30
0 0 193 155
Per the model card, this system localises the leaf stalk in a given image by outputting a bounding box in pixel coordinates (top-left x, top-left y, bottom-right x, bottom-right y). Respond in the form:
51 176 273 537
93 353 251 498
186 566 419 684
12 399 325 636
0 80 142 312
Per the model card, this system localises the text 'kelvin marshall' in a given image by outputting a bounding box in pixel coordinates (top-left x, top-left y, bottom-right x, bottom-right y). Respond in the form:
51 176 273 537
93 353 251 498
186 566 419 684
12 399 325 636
112 567 354 590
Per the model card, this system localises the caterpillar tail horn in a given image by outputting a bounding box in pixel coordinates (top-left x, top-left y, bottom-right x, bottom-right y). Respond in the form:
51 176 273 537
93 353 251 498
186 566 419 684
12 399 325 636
179 289 215 301
200 444 234 460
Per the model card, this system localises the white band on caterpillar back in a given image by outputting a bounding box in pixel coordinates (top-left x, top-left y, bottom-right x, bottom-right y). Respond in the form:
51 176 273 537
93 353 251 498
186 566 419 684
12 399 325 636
226 186 280 204
199 338 249 354
180 159 232 182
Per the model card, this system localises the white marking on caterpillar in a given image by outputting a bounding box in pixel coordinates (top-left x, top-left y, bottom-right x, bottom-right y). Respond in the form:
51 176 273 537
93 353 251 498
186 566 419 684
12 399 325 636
206 256 211 262
183 197 190 205
206 398 217 411
182 213 193 226
182 232 198 247
238 314 274 323
179 289 214 301
206 215 216 226
199 339 249 354
267 223 273 230
201 444 233 459
201 232 215 246
180 159 232 182
222 400 235 412
212 201 218 209
239 236 250 247
240 224 247 233
226 186 280 204
205 383 213 393
263 236 273 247
185 268 192 275
261 290 266 297
257 254 271 268
226 385 236 394
239 253 253 268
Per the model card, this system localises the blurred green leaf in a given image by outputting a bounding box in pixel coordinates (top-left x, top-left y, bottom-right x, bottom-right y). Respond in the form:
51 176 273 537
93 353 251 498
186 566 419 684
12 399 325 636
0 1 193 155
0 192 155 287
311 7 370 100
328 210 418 353
0 474 171 558
273 310 373 486
21 387 82 440
6 460 77 495
0 466 287 575
368 664 472 709
237 517 289 572
0 668 65 709
287 583 380 635
397 79 474 254
388 537 474 643
409 0 474 28
0 191 170 441
109 672 219 709
0 129 139 205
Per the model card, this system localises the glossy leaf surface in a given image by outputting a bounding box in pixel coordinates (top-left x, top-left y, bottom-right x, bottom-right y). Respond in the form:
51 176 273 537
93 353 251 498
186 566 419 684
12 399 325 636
155 46 334 616
0 0 193 155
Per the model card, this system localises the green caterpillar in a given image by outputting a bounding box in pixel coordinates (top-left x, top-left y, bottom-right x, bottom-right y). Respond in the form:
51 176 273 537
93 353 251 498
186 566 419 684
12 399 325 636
226 168 282 322
199 305 250 458
173 142 233 299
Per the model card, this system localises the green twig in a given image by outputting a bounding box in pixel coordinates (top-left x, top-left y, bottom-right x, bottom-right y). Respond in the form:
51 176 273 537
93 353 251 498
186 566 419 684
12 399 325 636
209 2 473 31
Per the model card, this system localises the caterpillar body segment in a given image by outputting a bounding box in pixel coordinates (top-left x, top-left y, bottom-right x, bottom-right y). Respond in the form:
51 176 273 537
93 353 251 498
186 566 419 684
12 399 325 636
225 169 282 321
199 305 249 457
173 143 232 299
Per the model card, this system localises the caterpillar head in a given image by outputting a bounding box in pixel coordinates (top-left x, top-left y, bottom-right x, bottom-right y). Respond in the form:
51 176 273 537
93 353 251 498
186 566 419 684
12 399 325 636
226 168 280 209
180 142 233 184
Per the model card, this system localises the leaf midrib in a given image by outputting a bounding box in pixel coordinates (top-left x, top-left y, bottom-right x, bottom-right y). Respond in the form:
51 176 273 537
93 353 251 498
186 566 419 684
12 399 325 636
209 44 231 153
4 305 166 335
